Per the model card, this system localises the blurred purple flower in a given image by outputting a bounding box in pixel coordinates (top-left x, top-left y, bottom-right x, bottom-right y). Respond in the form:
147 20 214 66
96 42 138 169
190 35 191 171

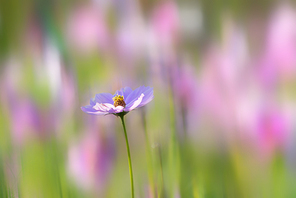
81 86 154 116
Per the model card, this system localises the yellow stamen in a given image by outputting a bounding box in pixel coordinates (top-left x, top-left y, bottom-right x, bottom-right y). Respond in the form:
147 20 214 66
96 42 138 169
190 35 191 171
113 94 126 107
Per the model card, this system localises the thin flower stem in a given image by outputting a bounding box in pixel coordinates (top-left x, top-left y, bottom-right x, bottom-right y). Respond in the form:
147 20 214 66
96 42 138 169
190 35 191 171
120 115 134 198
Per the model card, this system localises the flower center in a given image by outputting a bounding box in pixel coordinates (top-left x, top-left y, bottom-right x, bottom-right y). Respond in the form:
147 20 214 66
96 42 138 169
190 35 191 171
113 95 126 107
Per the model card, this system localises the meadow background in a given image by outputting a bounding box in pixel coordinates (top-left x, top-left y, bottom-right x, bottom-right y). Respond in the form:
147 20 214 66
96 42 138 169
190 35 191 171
1 0 296 197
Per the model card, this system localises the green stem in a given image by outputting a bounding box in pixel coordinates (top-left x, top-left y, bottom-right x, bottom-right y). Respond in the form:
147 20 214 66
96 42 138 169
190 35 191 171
158 145 165 198
141 110 155 198
120 115 134 198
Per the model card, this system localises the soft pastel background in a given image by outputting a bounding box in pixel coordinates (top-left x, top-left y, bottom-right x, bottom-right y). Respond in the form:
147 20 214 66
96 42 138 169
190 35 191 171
1 0 296 197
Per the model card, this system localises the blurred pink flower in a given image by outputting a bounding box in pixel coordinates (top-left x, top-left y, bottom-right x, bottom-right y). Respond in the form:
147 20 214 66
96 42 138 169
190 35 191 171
150 1 180 48
0 62 43 145
116 15 147 61
59 68 76 113
255 107 291 157
172 63 199 135
198 20 249 137
67 5 109 53
68 128 115 192
199 46 241 132
11 99 40 145
257 4 296 86
173 64 198 106
8 94 56 145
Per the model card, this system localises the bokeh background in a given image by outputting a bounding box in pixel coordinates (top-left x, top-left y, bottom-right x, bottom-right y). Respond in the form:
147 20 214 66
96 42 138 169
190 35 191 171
1 0 296 197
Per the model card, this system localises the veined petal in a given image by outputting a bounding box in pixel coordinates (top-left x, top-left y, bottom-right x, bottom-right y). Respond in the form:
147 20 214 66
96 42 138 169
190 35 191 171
137 88 154 108
81 105 109 115
95 93 114 104
122 87 133 99
125 86 142 104
114 90 123 97
93 103 114 111
110 105 124 114
90 98 96 106
125 93 145 111
114 87 133 99
125 86 148 105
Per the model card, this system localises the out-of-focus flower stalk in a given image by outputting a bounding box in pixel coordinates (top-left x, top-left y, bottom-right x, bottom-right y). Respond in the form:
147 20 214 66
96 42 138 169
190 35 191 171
141 110 156 198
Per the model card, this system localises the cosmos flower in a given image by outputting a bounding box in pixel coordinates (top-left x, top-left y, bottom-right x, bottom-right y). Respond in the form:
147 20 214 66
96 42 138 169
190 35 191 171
81 86 153 197
81 86 154 116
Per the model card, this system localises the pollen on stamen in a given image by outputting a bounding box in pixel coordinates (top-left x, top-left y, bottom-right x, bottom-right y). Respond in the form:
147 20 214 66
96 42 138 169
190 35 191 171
113 95 126 107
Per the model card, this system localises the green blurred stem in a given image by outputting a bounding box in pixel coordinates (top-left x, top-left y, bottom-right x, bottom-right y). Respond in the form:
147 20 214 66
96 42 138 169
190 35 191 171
158 145 165 198
141 110 155 197
120 115 134 198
